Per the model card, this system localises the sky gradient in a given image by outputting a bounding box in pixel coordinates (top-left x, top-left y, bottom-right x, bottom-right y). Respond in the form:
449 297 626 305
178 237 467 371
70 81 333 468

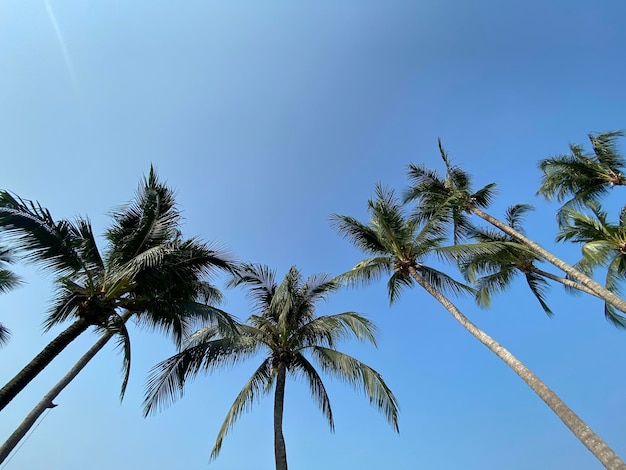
1 1 626 469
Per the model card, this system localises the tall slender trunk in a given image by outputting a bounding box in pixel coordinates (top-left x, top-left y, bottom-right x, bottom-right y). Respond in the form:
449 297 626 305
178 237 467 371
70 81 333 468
273 362 288 470
0 311 132 464
470 206 626 316
408 265 626 470
0 317 90 412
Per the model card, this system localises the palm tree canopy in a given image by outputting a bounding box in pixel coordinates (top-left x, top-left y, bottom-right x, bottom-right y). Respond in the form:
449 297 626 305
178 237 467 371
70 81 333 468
537 131 626 214
403 139 497 243
0 167 236 395
557 202 626 326
460 204 555 315
144 264 399 460
332 184 478 304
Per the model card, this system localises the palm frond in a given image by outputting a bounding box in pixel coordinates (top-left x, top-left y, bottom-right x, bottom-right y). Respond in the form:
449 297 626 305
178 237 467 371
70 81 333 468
334 257 394 288
0 192 86 274
311 346 399 432
417 265 475 298
296 312 378 349
0 322 10 346
330 214 387 255
228 263 277 313
143 334 259 416
473 267 519 309
210 358 274 460
387 272 413 305
291 353 334 431
524 272 554 316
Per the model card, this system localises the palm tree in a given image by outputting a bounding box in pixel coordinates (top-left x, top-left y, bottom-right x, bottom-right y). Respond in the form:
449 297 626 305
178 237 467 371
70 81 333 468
332 185 626 470
461 204 610 320
144 264 399 470
556 202 626 324
0 167 235 412
0 285 226 464
537 131 625 215
0 246 22 345
404 139 626 324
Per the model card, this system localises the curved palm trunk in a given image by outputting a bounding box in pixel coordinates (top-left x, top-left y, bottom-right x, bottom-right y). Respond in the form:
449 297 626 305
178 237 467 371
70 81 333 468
471 206 626 316
408 266 626 470
529 266 601 299
274 362 288 470
0 318 90 412
0 328 115 464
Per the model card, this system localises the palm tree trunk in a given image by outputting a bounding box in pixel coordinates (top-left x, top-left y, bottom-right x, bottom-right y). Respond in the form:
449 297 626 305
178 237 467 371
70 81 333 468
274 362 288 470
0 327 116 464
408 265 626 470
528 266 601 298
470 206 626 315
0 317 90 412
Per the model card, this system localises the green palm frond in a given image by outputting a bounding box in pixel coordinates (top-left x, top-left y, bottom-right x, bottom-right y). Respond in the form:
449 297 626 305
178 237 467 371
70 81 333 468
290 353 334 431
473 267 519 308
0 269 22 294
210 358 274 460
404 140 498 243
387 272 413 305
228 263 277 313
0 192 87 275
144 334 260 416
302 273 339 305
101 312 133 400
417 265 475 297
331 214 388 255
311 346 399 432
0 323 10 346
297 312 378 349
504 204 534 232
537 131 626 212
334 257 394 288
523 272 554 316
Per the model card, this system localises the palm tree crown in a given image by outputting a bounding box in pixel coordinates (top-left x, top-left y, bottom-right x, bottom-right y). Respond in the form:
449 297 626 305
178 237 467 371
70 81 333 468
403 139 497 243
144 264 399 468
461 204 555 315
537 131 626 215
557 202 626 325
0 167 235 408
332 184 476 302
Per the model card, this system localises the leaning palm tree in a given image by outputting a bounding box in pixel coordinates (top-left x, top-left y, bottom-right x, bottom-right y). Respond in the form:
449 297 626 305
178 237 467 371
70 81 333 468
144 264 399 470
537 131 625 216
404 139 626 324
0 167 235 412
0 285 226 464
0 246 22 345
332 185 625 470
557 202 626 324
461 204 610 320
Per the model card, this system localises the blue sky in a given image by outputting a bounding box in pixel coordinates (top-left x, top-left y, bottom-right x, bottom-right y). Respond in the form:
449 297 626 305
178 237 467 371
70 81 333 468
1 1 626 468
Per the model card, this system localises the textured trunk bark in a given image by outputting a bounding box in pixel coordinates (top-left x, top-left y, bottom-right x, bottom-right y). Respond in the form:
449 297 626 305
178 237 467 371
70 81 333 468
408 266 626 470
0 317 90 412
274 362 288 470
471 206 626 316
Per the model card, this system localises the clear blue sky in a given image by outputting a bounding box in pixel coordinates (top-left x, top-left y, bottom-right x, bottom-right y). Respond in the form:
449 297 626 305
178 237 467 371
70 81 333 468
1 1 626 468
